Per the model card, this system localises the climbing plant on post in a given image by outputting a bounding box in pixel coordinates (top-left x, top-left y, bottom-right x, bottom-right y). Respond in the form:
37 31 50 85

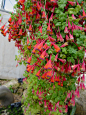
0 0 86 114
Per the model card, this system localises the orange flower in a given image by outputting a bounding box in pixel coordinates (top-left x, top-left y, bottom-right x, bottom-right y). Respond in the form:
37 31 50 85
39 26 42 33
36 13 40 20
8 17 12 23
8 34 11 42
36 69 41 77
27 38 29 45
47 70 52 77
55 75 60 82
60 82 63 87
27 56 32 64
28 24 32 32
42 11 46 19
36 41 44 51
32 48 36 54
18 18 22 25
41 72 47 79
37 2 41 11
27 16 31 22
27 45 31 50
18 0 25 4
44 59 52 69
60 42 68 48
49 36 55 42
26 65 32 72
39 50 46 60
50 75 54 83
52 43 60 53
83 9 86 16
1 24 5 31
22 4 25 10
19 28 22 35
43 43 48 50
47 22 50 32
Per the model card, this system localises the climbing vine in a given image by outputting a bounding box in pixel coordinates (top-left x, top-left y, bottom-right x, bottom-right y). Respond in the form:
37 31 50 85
0 0 86 114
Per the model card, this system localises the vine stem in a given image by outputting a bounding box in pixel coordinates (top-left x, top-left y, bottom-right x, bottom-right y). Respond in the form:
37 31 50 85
44 0 46 12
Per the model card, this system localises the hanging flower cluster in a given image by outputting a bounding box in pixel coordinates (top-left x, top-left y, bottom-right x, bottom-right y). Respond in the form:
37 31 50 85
0 0 86 114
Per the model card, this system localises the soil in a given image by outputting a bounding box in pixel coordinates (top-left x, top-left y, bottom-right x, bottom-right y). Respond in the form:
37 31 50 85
0 79 10 85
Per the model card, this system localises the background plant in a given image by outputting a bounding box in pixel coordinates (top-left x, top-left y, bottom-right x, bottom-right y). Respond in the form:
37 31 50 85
0 0 86 115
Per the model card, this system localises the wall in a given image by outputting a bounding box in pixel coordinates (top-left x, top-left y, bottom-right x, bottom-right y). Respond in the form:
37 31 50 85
0 10 26 79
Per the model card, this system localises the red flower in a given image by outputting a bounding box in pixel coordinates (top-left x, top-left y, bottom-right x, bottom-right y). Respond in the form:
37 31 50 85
52 43 60 53
71 64 78 70
55 53 58 61
41 72 47 79
47 70 52 77
72 14 76 20
36 13 40 20
27 16 31 22
50 74 54 83
19 28 22 36
47 22 51 32
58 58 66 63
8 34 11 42
83 9 86 16
59 34 64 42
37 2 41 11
60 42 68 47
42 11 46 19
64 26 68 33
18 18 22 25
49 13 53 21
67 1 76 6
18 0 25 4
50 0 56 3
67 92 71 98
36 69 41 77
39 50 46 60
55 75 60 82
8 17 12 23
36 41 45 51
27 56 32 64
44 59 52 70
81 74 85 82
28 24 32 32
68 18 71 29
27 38 29 45
49 36 55 42
66 35 69 41
27 45 31 50
69 32 74 41
39 26 42 33
26 65 32 72
74 88 80 98
43 43 48 50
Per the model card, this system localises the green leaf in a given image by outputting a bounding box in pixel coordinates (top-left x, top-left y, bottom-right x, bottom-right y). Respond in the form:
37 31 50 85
55 97 60 103
67 57 75 63
56 22 61 26
49 90 53 94
68 8 75 14
46 41 51 46
74 5 81 14
51 55 55 61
